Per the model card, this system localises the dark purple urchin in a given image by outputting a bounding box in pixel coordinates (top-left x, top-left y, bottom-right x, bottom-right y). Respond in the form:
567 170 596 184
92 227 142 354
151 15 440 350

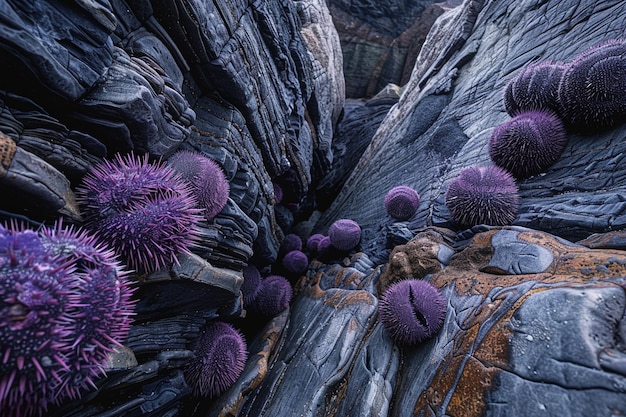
504 61 566 116
306 233 325 254
315 236 335 263
184 321 247 398
488 110 568 179
558 39 626 132
378 279 446 346
444 165 520 227
76 152 203 273
167 150 230 220
281 250 309 276
248 275 293 317
328 219 361 251
384 185 421 221
278 233 303 259
0 222 135 417
241 264 262 307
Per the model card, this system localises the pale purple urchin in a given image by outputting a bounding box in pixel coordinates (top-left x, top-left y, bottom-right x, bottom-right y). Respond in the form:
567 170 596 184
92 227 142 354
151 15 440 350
328 219 361 251
281 250 309 276
488 110 568 179
76 152 203 273
248 275 293 317
384 185 421 221
503 60 566 116
558 39 626 132
0 222 135 417
184 321 247 398
444 165 520 227
378 279 446 346
167 150 230 220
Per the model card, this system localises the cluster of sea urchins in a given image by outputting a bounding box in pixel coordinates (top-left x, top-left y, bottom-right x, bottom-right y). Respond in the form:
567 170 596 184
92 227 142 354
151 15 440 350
0 221 134 417
76 152 203 274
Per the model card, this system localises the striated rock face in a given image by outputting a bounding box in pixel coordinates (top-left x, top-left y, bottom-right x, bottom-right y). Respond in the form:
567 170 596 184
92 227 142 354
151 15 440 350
328 0 462 97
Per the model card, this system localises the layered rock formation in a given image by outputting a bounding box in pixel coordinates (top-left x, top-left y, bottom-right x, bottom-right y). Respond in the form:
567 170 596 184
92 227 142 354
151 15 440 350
1 0 626 416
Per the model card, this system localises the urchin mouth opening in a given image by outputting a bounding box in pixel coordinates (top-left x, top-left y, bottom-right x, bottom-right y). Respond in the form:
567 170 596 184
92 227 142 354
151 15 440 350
408 287 428 329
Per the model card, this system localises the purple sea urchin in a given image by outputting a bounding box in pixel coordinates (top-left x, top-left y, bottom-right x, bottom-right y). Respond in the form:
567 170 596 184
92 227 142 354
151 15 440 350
279 233 303 258
184 321 247 398
306 233 325 253
384 186 421 221
76 153 203 273
241 264 262 307
378 279 446 345
248 275 292 316
558 39 626 131
488 110 568 179
504 61 565 116
167 150 230 220
316 236 335 263
444 165 519 227
328 219 361 251
0 222 134 417
281 250 309 276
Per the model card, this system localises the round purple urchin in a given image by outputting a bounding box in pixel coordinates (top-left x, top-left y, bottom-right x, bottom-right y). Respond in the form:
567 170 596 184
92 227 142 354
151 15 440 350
384 185 421 221
444 165 519 227
76 152 203 273
241 264 262 307
557 39 626 132
0 222 135 417
315 236 335 263
504 60 566 116
281 250 309 276
279 233 302 256
306 233 325 254
184 321 247 398
378 279 446 346
167 150 230 220
328 219 361 251
248 275 292 317
488 110 568 179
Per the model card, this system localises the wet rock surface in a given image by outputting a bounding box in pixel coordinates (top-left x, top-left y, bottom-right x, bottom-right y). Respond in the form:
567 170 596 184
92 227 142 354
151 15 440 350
2 0 626 416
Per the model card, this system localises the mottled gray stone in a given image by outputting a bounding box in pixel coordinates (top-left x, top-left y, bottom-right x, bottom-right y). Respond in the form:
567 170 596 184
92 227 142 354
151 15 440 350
482 229 554 275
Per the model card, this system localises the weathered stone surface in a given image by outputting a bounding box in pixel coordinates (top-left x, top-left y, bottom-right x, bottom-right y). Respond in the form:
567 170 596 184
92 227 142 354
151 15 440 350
317 0 626 253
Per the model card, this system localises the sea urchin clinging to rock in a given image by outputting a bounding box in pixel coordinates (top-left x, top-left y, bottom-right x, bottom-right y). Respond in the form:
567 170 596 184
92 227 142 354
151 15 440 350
488 109 568 179
328 218 362 251
378 279 446 346
76 153 203 273
384 185 421 221
503 60 565 116
184 321 247 399
0 222 134 417
444 165 520 227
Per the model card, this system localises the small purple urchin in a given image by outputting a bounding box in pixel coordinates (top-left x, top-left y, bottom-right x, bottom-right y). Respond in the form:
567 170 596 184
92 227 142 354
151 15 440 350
558 39 626 132
444 165 520 227
278 233 303 258
488 110 568 179
504 61 566 116
184 321 247 398
76 152 203 273
384 185 421 221
241 264 262 307
306 233 325 253
0 222 135 417
248 275 292 316
328 219 361 251
378 279 446 346
167 150 230 220
281 250 309 276
315 236 335 263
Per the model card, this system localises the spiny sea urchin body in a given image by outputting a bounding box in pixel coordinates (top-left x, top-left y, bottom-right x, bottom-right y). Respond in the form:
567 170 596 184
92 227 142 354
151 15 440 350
278 233 303 258
488 110 568 179
384 186 421 221
0 222 134 417
378 279 446 346
306 233 325 254
444 165 519 227
558 39 626 132
328 219 361 251
316 236 335 263
184 321 247 398
76 153 203 273
167 150 230 220
504 61 566 116
241 264 262 307
281 250 309 276
248 275 293 317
